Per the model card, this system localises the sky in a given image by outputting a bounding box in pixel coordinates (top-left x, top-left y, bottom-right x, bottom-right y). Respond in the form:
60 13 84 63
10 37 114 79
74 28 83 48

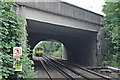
61 0 105 15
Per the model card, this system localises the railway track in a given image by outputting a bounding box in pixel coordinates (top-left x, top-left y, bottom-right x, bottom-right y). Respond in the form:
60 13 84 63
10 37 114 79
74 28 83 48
53 58 112 79
43 56 83 80
34 59 50 79
34 55 113 80
40 60 52 80
56 59 112 80
35 57 68 79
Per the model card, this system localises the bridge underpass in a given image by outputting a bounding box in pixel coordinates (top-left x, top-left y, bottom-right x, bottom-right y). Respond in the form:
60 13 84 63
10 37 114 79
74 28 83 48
27 19 97 66
17 1 103 67
15 1 111 78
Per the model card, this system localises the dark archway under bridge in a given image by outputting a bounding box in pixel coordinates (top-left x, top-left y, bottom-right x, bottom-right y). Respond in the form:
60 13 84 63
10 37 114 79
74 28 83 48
27 19 97 67
17 1 103 67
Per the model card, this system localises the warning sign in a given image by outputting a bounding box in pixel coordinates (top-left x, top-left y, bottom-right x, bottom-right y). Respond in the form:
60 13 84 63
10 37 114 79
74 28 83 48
13 47 22 71
13 47 22 57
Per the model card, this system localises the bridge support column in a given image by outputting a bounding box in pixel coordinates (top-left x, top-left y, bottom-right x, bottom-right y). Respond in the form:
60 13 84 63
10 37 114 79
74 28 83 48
96 28 104 66
61 44 67 60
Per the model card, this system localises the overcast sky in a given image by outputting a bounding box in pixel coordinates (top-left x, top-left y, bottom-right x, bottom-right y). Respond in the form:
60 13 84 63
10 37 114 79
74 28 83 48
61 0 105 15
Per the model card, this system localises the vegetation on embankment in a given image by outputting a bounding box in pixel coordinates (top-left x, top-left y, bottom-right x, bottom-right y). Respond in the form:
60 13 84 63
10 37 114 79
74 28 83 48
102 1 120 67
0 0 36 79
37 41 62 58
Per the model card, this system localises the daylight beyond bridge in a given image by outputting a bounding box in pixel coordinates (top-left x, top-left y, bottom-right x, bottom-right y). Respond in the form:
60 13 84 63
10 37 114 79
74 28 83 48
18 1 103 66
27 19 97 66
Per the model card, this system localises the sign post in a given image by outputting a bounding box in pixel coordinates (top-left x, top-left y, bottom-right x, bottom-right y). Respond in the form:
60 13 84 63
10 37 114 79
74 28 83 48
13 47 22 71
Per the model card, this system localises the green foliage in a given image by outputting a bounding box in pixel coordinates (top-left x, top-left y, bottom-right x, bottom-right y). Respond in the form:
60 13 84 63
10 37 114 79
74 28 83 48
38 41 61 55
0 0 35 79
102 2 120 67
53 48 62 58
37 41 62 58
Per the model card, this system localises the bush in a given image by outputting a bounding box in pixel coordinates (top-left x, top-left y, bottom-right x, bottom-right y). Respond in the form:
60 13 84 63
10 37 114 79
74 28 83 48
53 49 62 58
102 2 120 67
0 0 36 79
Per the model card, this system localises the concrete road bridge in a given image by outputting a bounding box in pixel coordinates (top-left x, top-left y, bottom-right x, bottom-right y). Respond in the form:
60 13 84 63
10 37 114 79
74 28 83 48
17 0 104 67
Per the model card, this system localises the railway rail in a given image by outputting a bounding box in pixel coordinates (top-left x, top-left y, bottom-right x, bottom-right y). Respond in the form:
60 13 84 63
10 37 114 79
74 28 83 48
43 56 83 80
34 55 113 80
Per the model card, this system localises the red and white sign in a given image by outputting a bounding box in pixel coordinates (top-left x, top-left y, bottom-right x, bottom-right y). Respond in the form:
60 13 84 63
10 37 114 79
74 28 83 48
13 47 22 71
13 47 22 58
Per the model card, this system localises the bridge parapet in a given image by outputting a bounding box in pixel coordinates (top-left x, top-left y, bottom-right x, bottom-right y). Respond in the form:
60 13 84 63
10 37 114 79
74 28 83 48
17 1 103 26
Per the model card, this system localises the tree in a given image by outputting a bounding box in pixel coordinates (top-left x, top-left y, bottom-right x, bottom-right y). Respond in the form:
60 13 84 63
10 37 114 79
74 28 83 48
0 0 35 79
102 1 120 67
38 41 61 54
